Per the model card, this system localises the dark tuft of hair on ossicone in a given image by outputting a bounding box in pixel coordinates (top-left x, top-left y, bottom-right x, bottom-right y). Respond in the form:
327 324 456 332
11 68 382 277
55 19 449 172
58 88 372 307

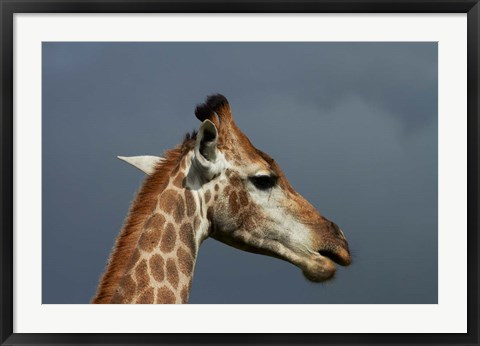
194 93 230 123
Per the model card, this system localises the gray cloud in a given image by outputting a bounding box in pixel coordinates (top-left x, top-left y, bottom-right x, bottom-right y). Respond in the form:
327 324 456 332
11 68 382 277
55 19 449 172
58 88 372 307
42 42 437 303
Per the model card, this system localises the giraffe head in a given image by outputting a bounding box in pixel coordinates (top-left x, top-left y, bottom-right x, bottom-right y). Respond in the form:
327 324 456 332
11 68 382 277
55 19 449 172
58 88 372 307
125 95 351 283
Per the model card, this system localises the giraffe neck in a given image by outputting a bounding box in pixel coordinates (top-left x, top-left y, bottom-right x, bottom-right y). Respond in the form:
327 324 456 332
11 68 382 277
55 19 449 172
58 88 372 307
111 152 211 303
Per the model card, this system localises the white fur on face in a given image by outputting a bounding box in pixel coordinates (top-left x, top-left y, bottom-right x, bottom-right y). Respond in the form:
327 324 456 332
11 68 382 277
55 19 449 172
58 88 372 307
211 153 316 258
245 178 316 256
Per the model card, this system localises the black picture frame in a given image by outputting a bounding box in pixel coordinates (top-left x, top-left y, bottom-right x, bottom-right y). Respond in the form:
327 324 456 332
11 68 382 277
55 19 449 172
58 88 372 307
1 1 479 345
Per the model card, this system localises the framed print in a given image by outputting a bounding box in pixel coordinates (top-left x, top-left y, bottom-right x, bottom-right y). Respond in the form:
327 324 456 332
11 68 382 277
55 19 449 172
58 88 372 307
1 1 479 345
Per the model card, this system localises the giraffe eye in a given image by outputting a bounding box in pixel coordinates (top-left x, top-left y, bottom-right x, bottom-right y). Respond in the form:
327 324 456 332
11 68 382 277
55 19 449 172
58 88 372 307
249 175 278 190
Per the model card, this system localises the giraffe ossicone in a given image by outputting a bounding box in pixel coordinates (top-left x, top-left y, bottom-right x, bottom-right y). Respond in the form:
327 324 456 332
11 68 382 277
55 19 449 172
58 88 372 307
93 94 351 304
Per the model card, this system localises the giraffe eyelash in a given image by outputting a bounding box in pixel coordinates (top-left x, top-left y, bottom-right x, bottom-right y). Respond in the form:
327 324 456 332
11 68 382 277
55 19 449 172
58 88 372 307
249 175 278 190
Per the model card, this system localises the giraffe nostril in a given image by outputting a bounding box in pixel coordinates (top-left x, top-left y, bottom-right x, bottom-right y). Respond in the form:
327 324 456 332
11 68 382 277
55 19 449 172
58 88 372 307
337 228 347 241
329 221 346 240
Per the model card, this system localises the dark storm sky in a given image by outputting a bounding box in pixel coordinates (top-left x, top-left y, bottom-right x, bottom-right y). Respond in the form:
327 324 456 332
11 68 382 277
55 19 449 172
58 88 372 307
42 42 437 304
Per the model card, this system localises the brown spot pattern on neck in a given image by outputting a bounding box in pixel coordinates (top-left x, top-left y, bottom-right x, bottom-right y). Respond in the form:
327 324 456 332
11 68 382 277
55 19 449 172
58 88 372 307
92 138 195 304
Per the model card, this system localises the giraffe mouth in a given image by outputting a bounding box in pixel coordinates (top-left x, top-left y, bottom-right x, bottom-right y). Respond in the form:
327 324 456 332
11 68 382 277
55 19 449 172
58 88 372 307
318 249 351 266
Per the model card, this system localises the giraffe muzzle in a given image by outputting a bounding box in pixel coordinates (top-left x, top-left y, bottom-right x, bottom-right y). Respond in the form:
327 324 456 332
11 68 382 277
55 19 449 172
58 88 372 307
315 221 352 266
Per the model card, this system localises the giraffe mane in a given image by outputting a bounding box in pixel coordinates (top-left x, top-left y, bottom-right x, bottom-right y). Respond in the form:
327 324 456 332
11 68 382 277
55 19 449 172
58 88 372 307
92 132 196 303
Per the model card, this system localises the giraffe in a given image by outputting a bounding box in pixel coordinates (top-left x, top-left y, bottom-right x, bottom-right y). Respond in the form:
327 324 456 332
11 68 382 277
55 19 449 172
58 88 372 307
92 94 351 304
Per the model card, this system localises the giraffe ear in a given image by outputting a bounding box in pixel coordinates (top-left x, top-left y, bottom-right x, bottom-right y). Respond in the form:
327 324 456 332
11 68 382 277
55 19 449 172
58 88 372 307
194 120 221 179
117 155 164 175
